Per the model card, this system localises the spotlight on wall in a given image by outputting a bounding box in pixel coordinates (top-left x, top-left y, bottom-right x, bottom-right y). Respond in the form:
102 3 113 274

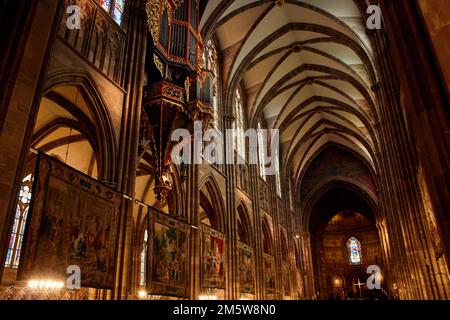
295 235 300 239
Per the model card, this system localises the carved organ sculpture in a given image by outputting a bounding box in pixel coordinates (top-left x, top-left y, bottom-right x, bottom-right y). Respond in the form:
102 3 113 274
142 0 213 202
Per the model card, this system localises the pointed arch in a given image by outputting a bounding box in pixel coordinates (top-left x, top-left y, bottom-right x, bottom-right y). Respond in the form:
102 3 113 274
199 174 226 232
262 216 274 256
303 178 380 231
43 71 118 182
237 201 253 246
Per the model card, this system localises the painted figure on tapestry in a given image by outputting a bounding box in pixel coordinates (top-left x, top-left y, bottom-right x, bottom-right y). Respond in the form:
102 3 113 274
239 247 254 293
153 223 187 285
283 263 290 295
202 235 225 289
264 256 276 292
31 173 117 288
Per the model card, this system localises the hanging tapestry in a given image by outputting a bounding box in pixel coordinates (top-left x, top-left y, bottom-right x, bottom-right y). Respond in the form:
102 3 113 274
200 225 225 289
282 262 290 296
19 154 121 289
264 254 276 294
148 211 190 297
239 242 254 294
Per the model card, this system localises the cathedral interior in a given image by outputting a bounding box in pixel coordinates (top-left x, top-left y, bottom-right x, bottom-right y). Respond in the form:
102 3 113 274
0 0 449 300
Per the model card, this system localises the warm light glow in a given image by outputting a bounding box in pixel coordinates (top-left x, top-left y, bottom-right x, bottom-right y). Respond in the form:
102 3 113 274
27 279 64 290
376 272 383 283
138 290 147 298
332 275 343 287
199 295 217 300
240 293 253 300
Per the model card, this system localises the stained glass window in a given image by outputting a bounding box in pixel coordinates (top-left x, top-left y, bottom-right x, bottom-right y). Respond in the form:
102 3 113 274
139 229 148 286
98 0 125 26
5 174 33 269
234 89 246 160
99 0 111 11
347 236 362 265
112 0 125 25
257 122 266 180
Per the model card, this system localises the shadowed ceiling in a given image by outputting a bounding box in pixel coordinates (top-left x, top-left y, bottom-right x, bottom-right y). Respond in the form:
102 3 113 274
200 0 380 194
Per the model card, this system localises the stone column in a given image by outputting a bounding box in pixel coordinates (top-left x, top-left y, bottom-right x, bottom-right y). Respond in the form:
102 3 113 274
113 0 147 300
249 164 264 300
222 115 239 300
188 143 200 299
367 0 450 299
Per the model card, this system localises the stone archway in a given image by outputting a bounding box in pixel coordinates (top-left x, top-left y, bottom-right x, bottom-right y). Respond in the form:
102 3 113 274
306 184 386 300
345 269 368 299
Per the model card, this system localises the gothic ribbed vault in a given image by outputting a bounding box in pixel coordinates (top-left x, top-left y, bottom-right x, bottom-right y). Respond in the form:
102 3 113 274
200 0 380 195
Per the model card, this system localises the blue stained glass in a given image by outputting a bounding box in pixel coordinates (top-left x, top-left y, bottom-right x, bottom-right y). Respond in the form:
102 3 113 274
8 236 14 250
101 0 111 11
5 225 16 267
115 0 125 11
112 0 125 25
99 0 111 11
113 7 123 25
5 249 12 267
100 0 125 26
5 175 32 269
14 249 21 268
347 236 362 265
12 218 19 234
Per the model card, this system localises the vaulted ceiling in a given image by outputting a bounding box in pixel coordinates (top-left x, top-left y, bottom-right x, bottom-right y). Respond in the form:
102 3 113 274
200 0 380 194
33 85 98 178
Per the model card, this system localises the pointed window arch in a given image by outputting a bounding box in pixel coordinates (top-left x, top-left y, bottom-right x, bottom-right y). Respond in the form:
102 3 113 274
5 174 33 269
346 236 362 265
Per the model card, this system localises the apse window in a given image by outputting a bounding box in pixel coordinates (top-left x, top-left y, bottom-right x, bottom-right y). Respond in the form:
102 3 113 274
99 0 126 26
346 236 362 265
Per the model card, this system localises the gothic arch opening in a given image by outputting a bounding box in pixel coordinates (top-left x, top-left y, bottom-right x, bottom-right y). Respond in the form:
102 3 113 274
1 0 449 302
42 73 117 182
262 217 274 256
237 202 253 246
308 185 386 300
199 177 225 232
33 85 102 178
